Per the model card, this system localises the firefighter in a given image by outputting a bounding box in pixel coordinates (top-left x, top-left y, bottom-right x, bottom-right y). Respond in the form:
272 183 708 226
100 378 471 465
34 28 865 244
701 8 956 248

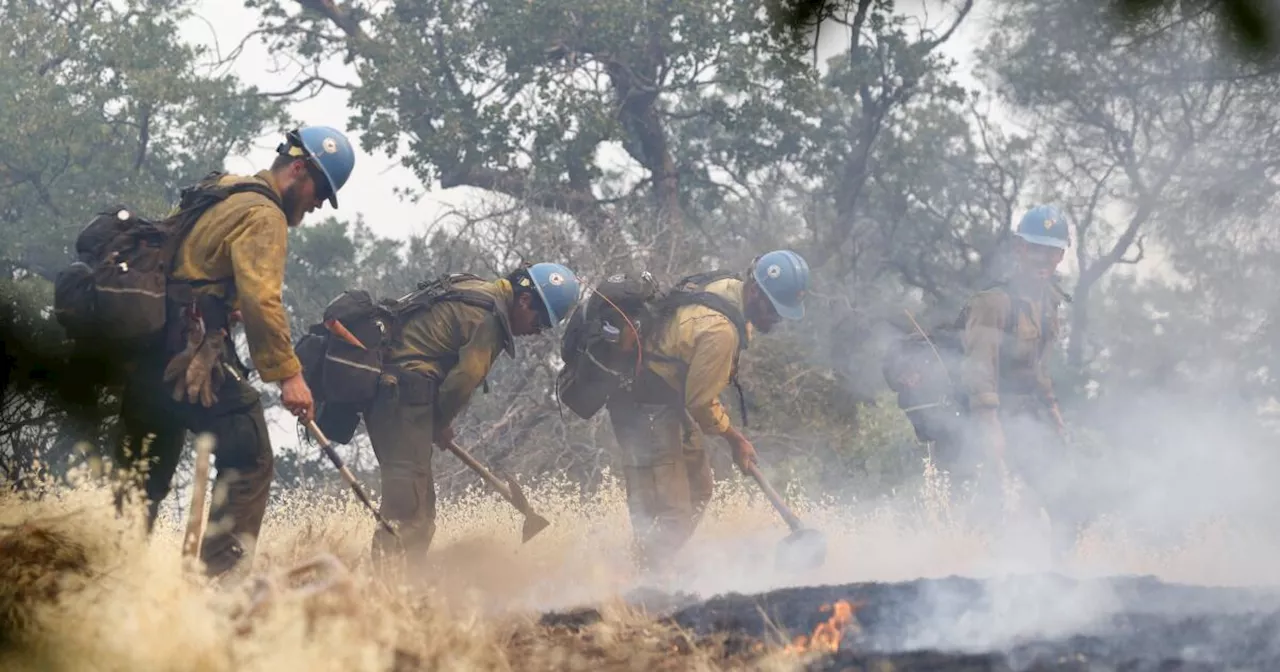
608 250 810 571
111 125 356 578
960 204 1078 558
367 263 582 561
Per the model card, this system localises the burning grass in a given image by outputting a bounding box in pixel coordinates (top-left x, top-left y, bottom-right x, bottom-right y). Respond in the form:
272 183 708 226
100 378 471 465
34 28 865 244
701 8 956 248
2 458 1280 671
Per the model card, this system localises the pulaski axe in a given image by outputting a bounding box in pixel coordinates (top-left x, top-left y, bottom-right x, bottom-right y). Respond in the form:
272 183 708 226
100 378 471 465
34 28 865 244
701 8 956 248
305 419 399 538
440 439 551 543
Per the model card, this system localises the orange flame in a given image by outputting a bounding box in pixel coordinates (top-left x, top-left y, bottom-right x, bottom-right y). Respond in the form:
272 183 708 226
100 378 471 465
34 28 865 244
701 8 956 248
783 599 862 655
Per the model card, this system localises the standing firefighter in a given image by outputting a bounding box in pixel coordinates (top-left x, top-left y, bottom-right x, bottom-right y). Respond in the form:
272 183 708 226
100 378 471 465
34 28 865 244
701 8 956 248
961 205 1077 557
302 265 582 561
561 251 810 570
58 126 356 578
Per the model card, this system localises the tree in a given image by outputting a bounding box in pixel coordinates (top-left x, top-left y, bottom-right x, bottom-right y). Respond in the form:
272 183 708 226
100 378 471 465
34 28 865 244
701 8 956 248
248 0 817 265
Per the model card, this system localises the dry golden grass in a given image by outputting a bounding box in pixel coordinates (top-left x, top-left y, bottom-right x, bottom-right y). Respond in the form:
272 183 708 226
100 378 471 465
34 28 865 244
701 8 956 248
2 458 1279 671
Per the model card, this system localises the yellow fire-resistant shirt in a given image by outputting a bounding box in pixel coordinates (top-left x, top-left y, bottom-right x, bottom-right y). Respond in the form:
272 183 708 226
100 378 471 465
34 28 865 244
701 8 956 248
643 277 751 436
171 171 299 384
960 282 1062 411
387 278 516 428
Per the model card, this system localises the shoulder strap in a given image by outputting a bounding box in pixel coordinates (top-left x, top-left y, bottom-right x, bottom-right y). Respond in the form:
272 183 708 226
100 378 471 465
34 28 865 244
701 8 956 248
393 278 516 357
660 270 749 349
161 173 285 278
656 273 751 427
674 269 739 291
682 292 749 351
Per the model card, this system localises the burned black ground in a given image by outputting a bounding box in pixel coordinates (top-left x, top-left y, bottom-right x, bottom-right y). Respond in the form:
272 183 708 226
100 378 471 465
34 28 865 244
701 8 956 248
543 574 1280 671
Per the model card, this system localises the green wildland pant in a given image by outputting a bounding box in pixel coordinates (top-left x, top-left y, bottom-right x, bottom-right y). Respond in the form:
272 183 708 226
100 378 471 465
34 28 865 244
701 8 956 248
363 371 437 561
608 398 714 570
957 394 1085 558
112 343 273 578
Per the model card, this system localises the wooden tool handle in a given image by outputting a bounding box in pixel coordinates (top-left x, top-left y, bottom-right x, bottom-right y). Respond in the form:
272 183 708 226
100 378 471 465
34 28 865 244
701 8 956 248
441 439 515 502
181 435 214 560
744 463 806 532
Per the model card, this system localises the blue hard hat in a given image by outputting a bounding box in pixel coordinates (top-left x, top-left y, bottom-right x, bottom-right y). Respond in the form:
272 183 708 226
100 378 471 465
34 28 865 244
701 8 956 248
281 126 356 208
751 249 810 321
526 262 582 326
1015 205 1071 250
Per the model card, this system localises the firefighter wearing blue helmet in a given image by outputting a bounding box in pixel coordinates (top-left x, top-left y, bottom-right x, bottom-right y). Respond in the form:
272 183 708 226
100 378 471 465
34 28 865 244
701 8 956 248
359 263 582 560
959 204 1080 562
107 124 357 580
604 250 810 571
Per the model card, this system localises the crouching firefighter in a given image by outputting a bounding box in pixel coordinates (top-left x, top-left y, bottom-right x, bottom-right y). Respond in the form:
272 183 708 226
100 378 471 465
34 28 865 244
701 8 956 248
53 125 356 578
556 251 811 570
295 264 582 562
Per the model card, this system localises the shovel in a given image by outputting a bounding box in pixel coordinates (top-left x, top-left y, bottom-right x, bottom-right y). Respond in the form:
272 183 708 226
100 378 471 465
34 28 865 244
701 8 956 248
440 439 552 543
743 462 828 571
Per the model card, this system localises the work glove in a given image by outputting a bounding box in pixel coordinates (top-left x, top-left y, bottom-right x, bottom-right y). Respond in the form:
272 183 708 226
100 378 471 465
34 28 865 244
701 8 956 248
719 426 758 474
164 317 206 400
185 329 227 408
164 326 227 408
1048 403 1073 446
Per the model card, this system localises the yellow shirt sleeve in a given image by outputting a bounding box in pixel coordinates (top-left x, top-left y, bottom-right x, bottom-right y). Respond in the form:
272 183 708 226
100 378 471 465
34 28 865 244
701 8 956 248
227 204 300 383
682 315 738 435
434 315 503 427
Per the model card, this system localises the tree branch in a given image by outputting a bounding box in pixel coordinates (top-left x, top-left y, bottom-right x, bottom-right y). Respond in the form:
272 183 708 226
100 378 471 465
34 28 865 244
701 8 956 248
259 74 355 98
296 0 370 43
923 0 976 52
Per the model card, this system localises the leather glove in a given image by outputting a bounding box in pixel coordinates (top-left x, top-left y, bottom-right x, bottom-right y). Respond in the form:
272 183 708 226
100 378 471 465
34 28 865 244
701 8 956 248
184 329 227 408
165 318 206 402
1048 404 1070 443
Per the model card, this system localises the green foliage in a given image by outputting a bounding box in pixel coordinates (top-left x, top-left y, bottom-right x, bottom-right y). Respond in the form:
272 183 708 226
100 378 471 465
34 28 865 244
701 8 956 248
0 0 287 280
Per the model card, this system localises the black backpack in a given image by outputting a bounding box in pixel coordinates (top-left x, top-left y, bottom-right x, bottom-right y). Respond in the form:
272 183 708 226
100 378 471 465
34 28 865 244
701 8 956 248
882 282 1067 443
53 172 282 353
556 269 750 424
556 271 662 420
295 273 514 443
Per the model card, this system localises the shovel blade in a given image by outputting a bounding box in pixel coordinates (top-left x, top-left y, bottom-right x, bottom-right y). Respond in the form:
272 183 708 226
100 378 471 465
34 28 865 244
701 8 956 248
521 512 551 543
775 527 828 572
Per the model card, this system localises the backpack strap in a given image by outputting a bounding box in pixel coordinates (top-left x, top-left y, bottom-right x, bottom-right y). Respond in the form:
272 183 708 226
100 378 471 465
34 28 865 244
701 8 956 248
161 173 285 290
391 276 517 360
648 272 752 427
674 269 739 290
663 271 750 348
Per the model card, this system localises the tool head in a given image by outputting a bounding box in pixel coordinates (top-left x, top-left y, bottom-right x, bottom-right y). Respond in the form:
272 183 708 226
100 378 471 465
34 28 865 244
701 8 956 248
775 527 828 572
521 512 551 543
503 473 551 543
